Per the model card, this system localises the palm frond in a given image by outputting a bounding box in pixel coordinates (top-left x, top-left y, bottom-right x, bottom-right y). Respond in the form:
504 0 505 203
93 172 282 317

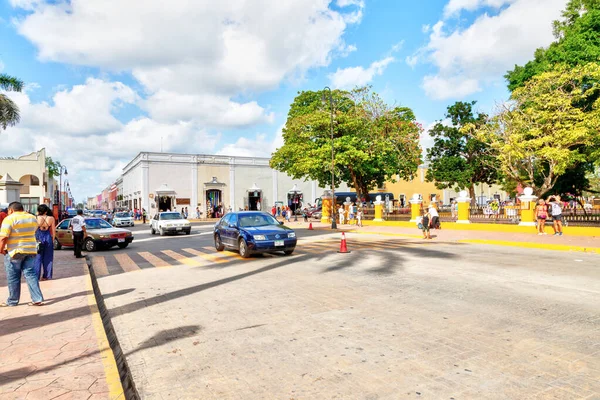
0 74 24 92
0 93 21 130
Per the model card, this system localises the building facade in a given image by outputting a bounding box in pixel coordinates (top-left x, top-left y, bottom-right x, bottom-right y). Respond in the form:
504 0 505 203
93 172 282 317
0 149 54 212
120 152 346 214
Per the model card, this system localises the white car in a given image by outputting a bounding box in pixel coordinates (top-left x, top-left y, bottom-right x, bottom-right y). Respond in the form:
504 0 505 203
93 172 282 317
112 212 135 227
151 212 191 236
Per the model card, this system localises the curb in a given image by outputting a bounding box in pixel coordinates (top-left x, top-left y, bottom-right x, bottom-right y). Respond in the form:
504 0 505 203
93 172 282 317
86 257 140 400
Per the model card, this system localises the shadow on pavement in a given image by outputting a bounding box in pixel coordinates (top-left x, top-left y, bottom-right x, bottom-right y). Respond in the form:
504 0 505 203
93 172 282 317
0 324 202 385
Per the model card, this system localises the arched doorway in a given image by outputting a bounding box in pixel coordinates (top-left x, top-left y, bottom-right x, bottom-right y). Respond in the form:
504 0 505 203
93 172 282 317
206 189 222 217
19 174 40 195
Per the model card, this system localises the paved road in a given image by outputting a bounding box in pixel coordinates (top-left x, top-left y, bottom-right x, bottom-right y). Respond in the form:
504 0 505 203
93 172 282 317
88 227 600 399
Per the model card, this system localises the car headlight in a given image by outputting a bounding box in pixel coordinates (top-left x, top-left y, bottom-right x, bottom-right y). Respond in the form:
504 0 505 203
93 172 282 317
288 232 296 238
184 222 191 226
254 235 266 241
166 224 173 227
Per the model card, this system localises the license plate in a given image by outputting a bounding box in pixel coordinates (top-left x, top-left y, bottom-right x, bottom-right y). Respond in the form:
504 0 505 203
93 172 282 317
176 227 182 231
274 240 284 247
118 238 125 243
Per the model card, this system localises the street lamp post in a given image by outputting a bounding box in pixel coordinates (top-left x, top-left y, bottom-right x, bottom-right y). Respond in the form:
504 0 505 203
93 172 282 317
58 166 68 216
323 86 337 230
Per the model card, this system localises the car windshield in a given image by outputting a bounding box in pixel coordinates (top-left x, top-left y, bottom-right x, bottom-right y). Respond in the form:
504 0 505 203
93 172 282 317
86 219 113 229
115 212 129 218
161 213 183 220
239 213 280 227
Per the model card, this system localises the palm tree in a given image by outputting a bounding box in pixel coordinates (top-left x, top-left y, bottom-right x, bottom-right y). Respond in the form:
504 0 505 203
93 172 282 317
0 73 24 130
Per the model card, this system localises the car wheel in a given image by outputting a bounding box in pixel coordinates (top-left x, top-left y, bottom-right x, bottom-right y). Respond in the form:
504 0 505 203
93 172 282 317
159 228 165 236
84 238 96 252
53 238 62 250
215 234 225 251
284 249 294 256
238 238 251 258
151 227 155 235
185 229 191 235
118 243 129 249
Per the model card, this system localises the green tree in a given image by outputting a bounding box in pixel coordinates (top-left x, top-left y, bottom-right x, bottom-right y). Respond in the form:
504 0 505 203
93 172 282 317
270 86 422 197
469 64 600 197
46 157 63 179
0 73 24 130
425 101 499 204
506 0 600 91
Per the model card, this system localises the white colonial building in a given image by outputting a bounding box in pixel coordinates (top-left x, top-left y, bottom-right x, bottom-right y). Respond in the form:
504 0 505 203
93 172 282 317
121 152 346 215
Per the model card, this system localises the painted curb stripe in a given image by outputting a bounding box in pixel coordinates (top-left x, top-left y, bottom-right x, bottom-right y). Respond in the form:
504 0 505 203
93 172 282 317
458 239 600 254
83 264 125 399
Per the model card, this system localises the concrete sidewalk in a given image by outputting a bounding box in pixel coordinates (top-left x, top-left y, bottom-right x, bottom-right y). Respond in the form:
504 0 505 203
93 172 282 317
0 252 124 399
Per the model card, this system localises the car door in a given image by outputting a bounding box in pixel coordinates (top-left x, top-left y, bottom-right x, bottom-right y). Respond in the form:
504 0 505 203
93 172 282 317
152 214 159 230
56 220 73 246
218 214 232 246
226 214 239 247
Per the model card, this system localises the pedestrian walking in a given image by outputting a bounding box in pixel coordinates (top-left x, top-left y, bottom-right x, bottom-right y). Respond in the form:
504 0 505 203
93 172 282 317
285 206 291 222
142 208 147 224
550 195 564 236
338 205 345 225
71 210 87 258
535 199 548 235
303 208 308 222
196 207 201 219
357 207 363 227
429 205 440 229
35 204 55 281
0 201 44 306
271 205 277 217
421 209 432 239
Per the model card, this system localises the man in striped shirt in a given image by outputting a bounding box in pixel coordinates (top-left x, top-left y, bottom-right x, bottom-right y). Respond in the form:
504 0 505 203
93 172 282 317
0 202 44 306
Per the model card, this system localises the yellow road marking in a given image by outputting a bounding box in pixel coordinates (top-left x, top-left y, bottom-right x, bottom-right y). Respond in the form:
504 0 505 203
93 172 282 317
161 250 209 267
114 254 141 273
181 248 228 263
83 264 125 399
91 256 109 277
459 239 600 253
138 251 171 268
201 246 245 260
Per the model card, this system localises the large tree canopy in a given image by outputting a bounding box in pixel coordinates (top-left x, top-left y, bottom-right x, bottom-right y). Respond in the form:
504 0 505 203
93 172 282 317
0 73 24 130
506 0 600 91
470 64 600 197
425 101 499 203
270 86 422 197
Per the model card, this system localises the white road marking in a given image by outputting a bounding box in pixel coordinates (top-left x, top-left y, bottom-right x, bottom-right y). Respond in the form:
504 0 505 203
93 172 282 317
134 231 212 243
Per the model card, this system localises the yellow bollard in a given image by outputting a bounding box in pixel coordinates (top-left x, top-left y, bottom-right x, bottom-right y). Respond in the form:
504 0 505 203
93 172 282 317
409 194 423 222
520 202 535 225
456 191 471 224
321 195 332 224
374 202 384 222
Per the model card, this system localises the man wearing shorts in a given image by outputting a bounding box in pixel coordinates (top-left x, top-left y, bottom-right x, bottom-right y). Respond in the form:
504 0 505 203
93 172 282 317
550 196 564 236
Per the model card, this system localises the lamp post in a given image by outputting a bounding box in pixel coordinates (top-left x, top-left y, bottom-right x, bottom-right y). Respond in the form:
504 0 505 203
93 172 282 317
58 166 68 215
322 86 337 229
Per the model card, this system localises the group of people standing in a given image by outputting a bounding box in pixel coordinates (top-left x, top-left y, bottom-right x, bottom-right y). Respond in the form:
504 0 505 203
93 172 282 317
535 196 564 236
337 203 363 227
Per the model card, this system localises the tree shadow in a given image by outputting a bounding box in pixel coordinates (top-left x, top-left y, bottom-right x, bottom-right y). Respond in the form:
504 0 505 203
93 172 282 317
0 325 202 385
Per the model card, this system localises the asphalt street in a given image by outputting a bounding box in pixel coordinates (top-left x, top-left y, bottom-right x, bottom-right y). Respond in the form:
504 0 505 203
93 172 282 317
85 224 600 399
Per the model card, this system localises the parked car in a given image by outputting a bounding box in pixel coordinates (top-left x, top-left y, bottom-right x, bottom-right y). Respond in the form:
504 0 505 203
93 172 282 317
53 218 134 252
150 212 191 236
214 211 297 258
112 211 135 227
312 211 322 220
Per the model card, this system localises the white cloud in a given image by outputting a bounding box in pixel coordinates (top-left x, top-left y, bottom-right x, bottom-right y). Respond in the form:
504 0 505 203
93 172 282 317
336 0 364 7
216 125 285 158
406 55 419 68
443 0 515 18
413 0 566 100
143 91 274 128
422 24 431 33
8 78 138 135
422 75 481 100
329 56 395 89
13 1 360 95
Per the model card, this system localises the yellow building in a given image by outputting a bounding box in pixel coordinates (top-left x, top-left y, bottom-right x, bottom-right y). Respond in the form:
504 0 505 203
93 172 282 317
380 166 509 207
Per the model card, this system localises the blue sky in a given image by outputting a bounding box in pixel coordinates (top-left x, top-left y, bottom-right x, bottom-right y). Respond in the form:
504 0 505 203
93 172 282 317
0 0 567 201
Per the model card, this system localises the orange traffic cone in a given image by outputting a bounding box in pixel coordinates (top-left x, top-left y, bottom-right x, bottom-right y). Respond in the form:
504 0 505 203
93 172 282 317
308 222 313 230
337 232 351 253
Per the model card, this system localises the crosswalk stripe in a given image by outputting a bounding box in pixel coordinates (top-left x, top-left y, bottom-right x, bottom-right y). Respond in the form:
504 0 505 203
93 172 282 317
114 254 141 273
91 256 109 277
181 248 228 263
161 249 209 267
201 246 245 260
138 251 171 268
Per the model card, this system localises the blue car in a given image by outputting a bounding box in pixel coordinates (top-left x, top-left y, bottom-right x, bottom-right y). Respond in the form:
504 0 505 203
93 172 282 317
214 211 297 258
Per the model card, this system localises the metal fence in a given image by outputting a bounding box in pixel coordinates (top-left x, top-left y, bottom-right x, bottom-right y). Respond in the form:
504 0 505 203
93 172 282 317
360 205 600 227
